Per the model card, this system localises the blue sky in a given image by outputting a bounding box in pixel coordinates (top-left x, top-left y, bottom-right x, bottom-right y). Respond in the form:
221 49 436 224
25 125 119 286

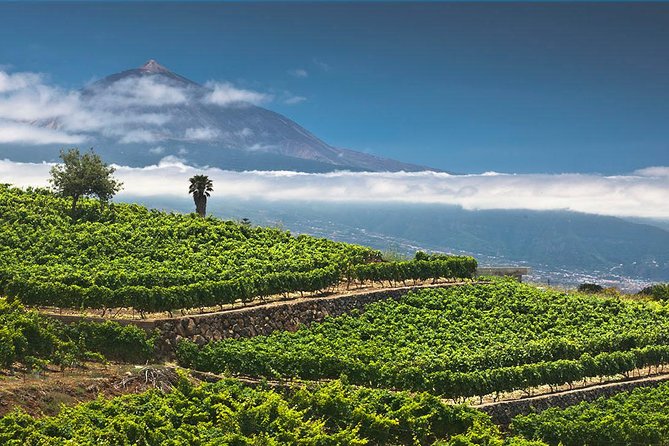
1 1 668 174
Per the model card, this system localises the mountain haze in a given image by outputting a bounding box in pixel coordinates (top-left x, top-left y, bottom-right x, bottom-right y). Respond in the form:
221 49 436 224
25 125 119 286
26 60 431 172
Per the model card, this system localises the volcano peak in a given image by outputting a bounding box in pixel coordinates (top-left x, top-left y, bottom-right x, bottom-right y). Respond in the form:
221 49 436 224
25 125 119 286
139 59 171 73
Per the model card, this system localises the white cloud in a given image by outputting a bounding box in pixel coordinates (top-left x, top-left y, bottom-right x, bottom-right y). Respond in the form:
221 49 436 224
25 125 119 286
204 81 270 106
183 127 220 141
0 71 43 93
157 155 188 165
244 143 275 152
118 129 164 144
634 166 669 178
2 159 669 219
312 58 331 72
0 66 272 146
0 69 179 144
237 127 253 137
284 95 307 105
89 76 189 107
0 121 86 145
289 69 308 78
0 83 80 122
148 146 165 155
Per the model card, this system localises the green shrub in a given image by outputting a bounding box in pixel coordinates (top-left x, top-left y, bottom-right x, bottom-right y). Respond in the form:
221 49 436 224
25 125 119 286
175 339 199 369
0 327 16 368
638 283 669 301
63 320 155 363
577 283 603 293
0 297 155 371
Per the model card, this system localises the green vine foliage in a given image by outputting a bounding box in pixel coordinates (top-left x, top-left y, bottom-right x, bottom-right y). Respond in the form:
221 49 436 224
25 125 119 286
511 381 669 445
0 185 475 313
0 378 522 445
0 297 154 370
180 281 669 399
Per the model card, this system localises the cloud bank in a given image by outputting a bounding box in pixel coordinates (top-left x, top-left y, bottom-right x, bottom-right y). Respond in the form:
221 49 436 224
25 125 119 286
0 67 272 145
2 158 668 220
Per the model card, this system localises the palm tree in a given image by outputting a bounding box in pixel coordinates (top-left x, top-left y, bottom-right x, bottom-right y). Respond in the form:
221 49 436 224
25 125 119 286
188 175 213 217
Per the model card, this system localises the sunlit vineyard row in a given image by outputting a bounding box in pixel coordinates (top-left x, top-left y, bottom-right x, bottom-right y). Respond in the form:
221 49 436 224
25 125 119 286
180 281 669 399
0 185 475 313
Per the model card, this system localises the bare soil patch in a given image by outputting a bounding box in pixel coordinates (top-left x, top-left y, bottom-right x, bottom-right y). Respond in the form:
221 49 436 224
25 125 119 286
0 363 179 417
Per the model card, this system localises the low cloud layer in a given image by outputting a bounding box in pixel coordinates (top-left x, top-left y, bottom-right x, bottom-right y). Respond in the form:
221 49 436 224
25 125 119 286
0 67 273 146
2 158 668 220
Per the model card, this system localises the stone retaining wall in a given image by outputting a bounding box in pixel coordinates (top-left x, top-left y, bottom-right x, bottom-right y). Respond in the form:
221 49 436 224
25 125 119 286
44 283 465 357
477 374 669 427
153 285 449 356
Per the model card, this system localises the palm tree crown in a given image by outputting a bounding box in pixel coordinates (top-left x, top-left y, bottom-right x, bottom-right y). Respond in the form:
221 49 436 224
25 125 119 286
188 175 214 217
188 175 213 198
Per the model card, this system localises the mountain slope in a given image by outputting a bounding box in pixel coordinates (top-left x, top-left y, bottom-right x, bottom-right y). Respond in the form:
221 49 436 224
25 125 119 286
32 60 431 172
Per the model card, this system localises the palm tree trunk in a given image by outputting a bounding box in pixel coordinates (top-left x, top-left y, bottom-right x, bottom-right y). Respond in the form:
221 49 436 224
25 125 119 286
195 196 207 217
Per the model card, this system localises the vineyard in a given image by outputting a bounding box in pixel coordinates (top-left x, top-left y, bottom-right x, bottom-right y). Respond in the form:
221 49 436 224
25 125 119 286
179 281 669 400
3 185 669 444
0 297 154 369
0 378 517 445
0 185 476 314
511 381 669 445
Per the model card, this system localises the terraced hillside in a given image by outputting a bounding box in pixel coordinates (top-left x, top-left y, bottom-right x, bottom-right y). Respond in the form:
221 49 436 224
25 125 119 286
4 185 669 444
180 281 669 400
0 185 475 314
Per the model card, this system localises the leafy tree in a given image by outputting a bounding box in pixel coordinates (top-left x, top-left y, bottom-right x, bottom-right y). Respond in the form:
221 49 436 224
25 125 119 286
49 148 122 213
578 283 603 294
188 174 213 217
638 283 669 301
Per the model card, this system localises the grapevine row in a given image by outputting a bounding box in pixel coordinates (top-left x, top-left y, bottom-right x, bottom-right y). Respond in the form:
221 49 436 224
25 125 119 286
0 185 476 312
0 378 514 445
3 258 476 312
178 282 669 399
511 380 669 445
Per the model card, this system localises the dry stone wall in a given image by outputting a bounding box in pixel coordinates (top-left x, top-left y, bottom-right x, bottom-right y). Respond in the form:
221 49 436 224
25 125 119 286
478 374 669 427
153 285 446 357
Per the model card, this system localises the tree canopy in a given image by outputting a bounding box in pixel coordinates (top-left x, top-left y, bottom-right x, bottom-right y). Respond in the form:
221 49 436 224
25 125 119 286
49 148 122 213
